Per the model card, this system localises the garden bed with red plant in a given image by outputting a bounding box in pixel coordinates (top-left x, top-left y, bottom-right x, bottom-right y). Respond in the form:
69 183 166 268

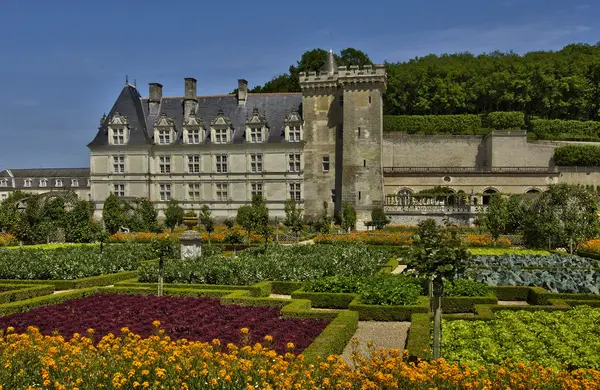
0 294 328 354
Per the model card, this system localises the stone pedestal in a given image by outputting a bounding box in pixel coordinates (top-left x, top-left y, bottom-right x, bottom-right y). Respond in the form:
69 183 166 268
179 230 202 260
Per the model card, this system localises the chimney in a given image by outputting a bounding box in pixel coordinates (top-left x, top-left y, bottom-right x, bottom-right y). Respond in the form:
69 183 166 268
184 78 198 120
237 79 248 106
149 83 162 116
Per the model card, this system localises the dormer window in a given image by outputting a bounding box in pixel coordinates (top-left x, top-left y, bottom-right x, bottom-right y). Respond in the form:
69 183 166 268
0 179 7 187
249 127 263 143
39 179 47 188
153 113 175 145
245 108 268 143
210 109 233 144
158 130 170 144
183 112 205 144
55 179 63 187
284 108 303 142
24 178 32 188
108 111 129 145
71 179 79 187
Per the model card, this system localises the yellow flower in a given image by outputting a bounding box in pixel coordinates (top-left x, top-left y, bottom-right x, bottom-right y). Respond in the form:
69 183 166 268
240 328 249 335
152 320 161 328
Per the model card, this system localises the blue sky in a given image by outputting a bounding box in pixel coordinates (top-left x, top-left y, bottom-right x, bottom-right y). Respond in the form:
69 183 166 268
0 0 596 169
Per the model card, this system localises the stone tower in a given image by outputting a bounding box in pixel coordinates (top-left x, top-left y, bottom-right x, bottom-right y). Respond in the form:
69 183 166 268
299 51 387 227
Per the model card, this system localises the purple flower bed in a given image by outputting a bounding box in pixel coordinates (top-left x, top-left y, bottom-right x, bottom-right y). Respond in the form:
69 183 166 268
0 294 329 354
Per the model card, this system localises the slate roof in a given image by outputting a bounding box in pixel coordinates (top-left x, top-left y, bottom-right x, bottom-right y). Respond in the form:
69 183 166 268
88 85 303 147
0 168 90 189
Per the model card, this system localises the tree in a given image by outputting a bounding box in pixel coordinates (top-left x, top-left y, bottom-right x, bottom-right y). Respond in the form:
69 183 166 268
199 205 215 244
131 198 160 233
523 184 600 251
164 199 184 232
505 195 528 234
250 195 270 248
225 228 243 256
407 219 471 359
102 194 126 235
481 194 508 241
236 205 253 244
313 201 332 234
340 202 356 233
223 218 234 229
371 207 391 230
338 48 373 68
284 198 303 241
64 200 100 243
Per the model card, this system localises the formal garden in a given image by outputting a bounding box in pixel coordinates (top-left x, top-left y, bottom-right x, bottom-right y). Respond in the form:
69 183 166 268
0 184 600 388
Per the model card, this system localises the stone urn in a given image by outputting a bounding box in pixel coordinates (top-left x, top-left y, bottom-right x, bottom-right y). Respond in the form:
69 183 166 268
183 212 198 231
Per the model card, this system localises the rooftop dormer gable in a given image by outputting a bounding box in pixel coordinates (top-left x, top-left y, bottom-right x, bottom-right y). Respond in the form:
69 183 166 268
245 107 269 143
108 111 129 145
154 113 175 145
183 111 206 144
210 109 233 144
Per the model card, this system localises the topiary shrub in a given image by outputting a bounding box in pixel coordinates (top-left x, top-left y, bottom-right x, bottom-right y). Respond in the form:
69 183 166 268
484 111 525 130
553 145 600 166
383 115 482 135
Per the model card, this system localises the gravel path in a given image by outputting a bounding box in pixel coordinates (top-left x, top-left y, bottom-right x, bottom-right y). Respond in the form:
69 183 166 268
391 264 407 274
497 300 529 306
341 321 410 365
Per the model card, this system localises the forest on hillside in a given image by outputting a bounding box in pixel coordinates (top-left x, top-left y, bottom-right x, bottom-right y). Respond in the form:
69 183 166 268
250 44 600 121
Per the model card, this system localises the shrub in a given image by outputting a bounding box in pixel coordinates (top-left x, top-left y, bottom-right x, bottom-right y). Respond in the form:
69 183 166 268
553 144 600 166
532 118 600 140
484 111 525 130
358 276 422 306
371 207 391 230
383 115 482 134
444 279 489 297
0 233 18 247
305 276 365 294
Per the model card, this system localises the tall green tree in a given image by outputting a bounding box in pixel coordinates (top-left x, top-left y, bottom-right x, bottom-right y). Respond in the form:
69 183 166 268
371 207 391 230
407 219 471 359
250 195 270 247
340 202 357 233
523 184 600 251
481 194 508 241
199 205 215 244
236 205 253 245
164 199 184 232
64 200 100 243
132 198 160 232
284 198 304 241
102 194 126 235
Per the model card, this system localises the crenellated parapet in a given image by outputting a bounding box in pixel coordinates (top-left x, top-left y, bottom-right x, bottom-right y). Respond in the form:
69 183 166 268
299 64 387 91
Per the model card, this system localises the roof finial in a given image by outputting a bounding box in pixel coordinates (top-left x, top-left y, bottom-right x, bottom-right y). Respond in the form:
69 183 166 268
125 75 129 85
133 79 137 87
321 48 338 75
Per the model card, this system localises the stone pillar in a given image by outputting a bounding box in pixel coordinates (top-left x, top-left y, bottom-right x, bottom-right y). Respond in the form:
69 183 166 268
179 230 202 260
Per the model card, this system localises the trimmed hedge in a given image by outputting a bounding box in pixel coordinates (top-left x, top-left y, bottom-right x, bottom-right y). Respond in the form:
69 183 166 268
0 270 139 290
442 293 498 313
0 288 99 317
532 118 600 140
0 284 55 304
490 286 531 301
291 290 357 309
383 115 482 134
302 311 358 362
484 111 525 130
101 286 232 298
270 281 305 295
348 295 429 321
553 144 600 166
406 313 430 361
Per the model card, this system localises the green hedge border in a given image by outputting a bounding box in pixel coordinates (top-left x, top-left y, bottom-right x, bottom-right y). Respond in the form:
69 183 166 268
0 270 139 290
0 284 356 362
349 295 429 321
406 313 430 361
0 284 55 304
291 290 357 309
442 293 498 313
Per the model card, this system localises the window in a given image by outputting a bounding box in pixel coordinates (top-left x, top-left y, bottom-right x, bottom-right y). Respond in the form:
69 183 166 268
187 155 200 173
187 129 200 144
250 153 263 173
363 160 366 168
39 179 47 188
113 155 125 174
112 128 125 145
216 182 228 201
369 96 372 104
55 179 63 187
24 179 32 188
249 127 262 143
216 155 228 173
71 179 79 187
0 179 7 187
159 183 171 201
289 126 301 142
188 183 201 201
251 182 263 199
113 183 125 197
289 182 301 202
158 129 170 145
358 127 361 138
358 191 362 201
214 129 228 144
159 156 171 174
288 153 301 172
331 189 336 203
322 156 330 172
